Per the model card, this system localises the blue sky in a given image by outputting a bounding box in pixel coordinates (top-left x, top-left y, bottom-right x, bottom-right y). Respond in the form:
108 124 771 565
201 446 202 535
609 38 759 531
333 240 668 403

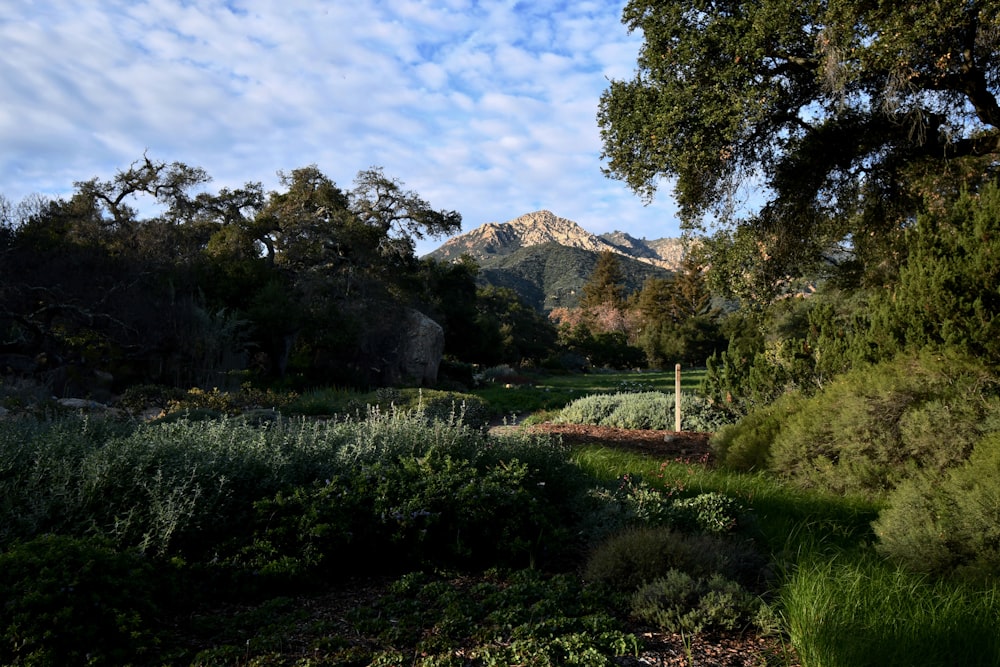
0 0 682 256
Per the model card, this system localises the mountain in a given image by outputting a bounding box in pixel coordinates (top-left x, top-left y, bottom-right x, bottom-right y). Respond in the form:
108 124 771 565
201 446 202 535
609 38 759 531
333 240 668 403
477 242 672 311
425 210 686 310
427 210 684 271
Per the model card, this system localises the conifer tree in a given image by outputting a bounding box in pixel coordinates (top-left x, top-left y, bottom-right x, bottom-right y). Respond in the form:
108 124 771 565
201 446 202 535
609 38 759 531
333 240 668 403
580 251 627 309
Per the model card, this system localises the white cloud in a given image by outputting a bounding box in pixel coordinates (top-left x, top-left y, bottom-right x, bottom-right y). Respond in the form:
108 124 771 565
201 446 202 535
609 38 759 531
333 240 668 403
0 0 681 255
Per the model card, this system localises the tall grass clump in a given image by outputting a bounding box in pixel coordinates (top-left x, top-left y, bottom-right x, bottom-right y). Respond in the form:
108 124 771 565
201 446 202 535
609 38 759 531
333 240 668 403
783 552 1000 667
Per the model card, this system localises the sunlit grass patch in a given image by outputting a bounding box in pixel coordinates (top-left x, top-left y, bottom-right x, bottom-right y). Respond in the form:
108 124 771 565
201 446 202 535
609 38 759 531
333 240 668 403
783 552 1000 667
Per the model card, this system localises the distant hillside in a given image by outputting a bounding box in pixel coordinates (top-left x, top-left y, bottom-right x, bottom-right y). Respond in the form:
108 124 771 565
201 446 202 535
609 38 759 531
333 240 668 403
425 210 684 310
476 242 671 311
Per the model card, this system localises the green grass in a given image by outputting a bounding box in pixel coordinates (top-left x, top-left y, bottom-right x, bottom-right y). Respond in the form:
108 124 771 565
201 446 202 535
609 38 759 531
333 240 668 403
571 444 998 666
783 553 1000 667
471 368 708 418
571 446 880 554
279 369 709 422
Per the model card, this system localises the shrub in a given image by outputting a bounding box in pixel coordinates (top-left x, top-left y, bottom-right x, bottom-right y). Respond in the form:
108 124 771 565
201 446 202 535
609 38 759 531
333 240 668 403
716 351 1000 496
670 493 744 534
0 535 162 666
771 351 1000 496
478 364 518 383
353 570 637 667
582 474 679 540
412 390 492 430
228 425 588 580
556 391 731 432
583 475 745 539
710 393 798 471
283 386 360 416
870 181 1000 367
874 430 1000 579
0 416 133 547
630 570 758 634
118 383 187 413
583 526 762 593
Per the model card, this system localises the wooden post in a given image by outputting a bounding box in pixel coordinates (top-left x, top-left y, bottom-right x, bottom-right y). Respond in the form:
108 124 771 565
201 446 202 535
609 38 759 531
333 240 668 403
675 363 682 432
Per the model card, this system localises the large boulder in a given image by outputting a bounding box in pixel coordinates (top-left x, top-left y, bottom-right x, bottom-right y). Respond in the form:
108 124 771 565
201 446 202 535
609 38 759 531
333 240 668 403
399 309 444 385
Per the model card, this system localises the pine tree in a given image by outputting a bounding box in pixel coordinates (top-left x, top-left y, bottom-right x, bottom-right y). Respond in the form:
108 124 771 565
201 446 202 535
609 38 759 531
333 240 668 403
580 251 626 309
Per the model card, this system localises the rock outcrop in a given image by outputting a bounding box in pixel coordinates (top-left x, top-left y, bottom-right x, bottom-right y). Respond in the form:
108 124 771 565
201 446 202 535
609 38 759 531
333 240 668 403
399 309 444 385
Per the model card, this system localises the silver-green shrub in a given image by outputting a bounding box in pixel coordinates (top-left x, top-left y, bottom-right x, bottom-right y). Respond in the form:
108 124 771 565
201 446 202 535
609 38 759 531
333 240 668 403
630 570 759 634
0 409 586 572
555 391 731 431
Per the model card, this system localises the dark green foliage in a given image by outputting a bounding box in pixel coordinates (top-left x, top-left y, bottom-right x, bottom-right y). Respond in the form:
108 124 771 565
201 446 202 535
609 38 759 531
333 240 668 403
581 251 628 310
870 182 1000 366
704 290 880 418
706 184 1000 412
415 389 492 429
351 570 637 666
710 392 803 471
639 315 725 368
411 256 482 363
583 527 762 594
117 383 187 413
630 570 759 634
0 535 162 666
227 476 384 583
234 448 577 577
771 352 1000 496
557 323 647 370
670 493 744 535
1 158 467 392
636 257 726 367
874 431 1000 579
470 286 559 365
599 0 1000 291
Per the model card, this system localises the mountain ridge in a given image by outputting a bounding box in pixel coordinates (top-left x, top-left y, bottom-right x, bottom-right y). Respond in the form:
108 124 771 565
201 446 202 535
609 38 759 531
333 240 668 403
426 210 685 271
425 211 685 310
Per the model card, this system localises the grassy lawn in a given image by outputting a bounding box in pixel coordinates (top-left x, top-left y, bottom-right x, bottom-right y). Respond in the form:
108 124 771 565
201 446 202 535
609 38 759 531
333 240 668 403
470 367 707 418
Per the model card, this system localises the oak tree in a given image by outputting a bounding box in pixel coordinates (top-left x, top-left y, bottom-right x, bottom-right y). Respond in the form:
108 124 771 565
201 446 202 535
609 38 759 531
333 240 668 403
599 0 1000 284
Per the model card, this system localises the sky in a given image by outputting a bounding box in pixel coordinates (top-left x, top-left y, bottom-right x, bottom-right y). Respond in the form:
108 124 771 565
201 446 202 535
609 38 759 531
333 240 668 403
0 0 682 257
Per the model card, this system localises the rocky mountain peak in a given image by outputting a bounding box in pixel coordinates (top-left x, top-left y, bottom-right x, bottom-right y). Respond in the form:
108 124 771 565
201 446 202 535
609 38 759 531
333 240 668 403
427 210 684 271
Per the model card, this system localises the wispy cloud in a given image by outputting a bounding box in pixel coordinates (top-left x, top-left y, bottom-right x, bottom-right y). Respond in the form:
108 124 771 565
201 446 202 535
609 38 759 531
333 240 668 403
0 0 681 253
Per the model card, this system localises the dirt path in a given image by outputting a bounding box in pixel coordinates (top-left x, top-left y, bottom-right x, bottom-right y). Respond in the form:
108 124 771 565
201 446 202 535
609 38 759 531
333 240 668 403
493 422 714 463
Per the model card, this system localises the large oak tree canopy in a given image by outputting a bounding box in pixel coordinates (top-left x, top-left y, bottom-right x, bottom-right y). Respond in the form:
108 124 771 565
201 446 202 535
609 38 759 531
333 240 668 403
599 0 1000 268
0 158 466 387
